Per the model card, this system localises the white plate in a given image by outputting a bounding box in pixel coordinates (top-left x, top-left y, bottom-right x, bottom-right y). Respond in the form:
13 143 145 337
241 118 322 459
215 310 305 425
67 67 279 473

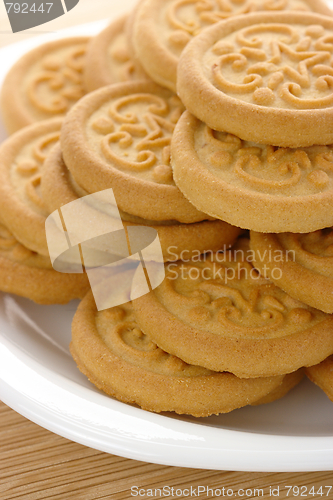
0 12 333 473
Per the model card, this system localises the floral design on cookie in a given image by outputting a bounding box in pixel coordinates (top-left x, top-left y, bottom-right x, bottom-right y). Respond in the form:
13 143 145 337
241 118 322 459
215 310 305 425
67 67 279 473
209 23 333 109
28 45 86 115
1 38 89 134
15 131 60 214
89 93 184 185
98 303 210 376
177 13 333 147
0 119 63 256
250 229 333 313
199 126 333 194
61 82 210 222
71 293 293 416
133 0 331 91
132 239 333 378
171 111 333 232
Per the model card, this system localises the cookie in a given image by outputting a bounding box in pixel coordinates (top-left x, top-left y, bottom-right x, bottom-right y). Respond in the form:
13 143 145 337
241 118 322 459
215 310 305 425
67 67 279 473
61 81 211 223
0 119 63 256
1 37 89 135
0 221 89 304
171 111 333 233
70 292 297 417
132 0 332 92
132 239 333 378
177 12 333 147
84 15 147 92
41 143 241 262
252 368 304 406
305 356 333 402
250 230 333 314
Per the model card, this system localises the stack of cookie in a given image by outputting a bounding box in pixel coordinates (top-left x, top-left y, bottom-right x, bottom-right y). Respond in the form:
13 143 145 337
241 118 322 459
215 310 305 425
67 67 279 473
0 0 332 415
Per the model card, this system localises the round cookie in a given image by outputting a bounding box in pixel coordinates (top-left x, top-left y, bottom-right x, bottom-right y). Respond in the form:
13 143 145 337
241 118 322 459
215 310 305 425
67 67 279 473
177 12 333 147
70 292 295 417
61 81 211 223
41 143 241 262
84 15 148 92
1 37 89 135
0 119 63 256
305 356 333 402
171 111 333 233
0 221 89 304
132 239 333 378
250 230 333 314
132 0 332 92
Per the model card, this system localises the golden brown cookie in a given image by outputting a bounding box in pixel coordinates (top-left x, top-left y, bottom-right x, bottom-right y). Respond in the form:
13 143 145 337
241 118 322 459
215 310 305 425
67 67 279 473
0 119 63 256
171 111 333 233
84 15 148 92
177 12 333 147
305 356 333 402
61 81 211 223
250 230 333 314
132 0 332 92
132 239 333 378
41 143 241 262
70 292 295 417
0 221 89 304
252 368 304 405
1 37 89 135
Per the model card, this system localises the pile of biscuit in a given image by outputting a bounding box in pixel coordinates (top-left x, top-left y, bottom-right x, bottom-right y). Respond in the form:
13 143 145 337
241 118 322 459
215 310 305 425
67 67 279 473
0 0 333 417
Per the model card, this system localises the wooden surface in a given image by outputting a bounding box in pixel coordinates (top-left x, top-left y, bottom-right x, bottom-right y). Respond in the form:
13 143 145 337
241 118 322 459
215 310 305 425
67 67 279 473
0 0 332 496
1 402 332 500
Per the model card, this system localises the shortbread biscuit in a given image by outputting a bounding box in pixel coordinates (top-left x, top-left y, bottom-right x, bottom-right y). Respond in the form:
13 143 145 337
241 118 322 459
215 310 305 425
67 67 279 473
84 15 147 92
61 81 210 223
171 111 333 233
252 368 304 406
133 0 332 92
178 12 333 147
70 292 295 417
305 356 333 402
1 37 89 135
0 221 89 304
0 119 63 256
250 230 333 313
41 144 240 261
132 239 333 378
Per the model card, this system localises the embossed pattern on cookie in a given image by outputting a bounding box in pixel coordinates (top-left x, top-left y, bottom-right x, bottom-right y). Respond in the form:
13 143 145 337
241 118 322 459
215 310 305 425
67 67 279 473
0 119 62 255
250 229 333 313
171 111 333 232
132 239 333 378
84 15 148 92
70 293 295 416
133 0 332 91
177 12 333 147
61 81 211 222
1 37 89 134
